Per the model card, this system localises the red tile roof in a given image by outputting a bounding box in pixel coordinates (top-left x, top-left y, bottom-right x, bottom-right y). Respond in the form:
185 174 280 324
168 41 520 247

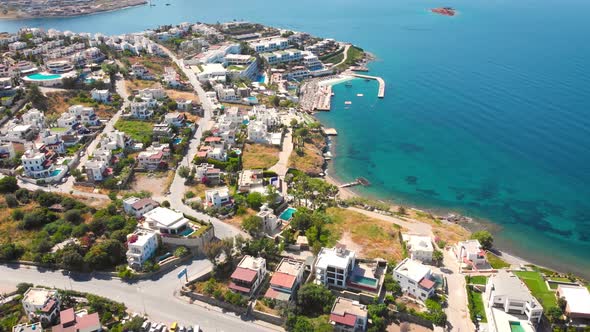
419 278 435 290
269 272 296 289
228 282 251 294
60 308 75 325
329 313 357 327
231 267 257 283
41 299 56 313
76 313 100 330
131 198 159 210
205 136 222 143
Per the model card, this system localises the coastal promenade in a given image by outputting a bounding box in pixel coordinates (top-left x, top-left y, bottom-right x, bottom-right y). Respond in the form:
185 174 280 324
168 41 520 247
351 73 386 98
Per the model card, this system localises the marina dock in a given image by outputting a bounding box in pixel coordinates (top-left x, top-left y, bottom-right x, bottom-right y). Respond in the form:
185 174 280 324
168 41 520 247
352 74 385 98
339 177 371 188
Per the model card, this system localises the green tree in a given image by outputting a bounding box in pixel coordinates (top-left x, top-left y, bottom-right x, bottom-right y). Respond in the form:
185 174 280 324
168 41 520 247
0 243 24 261
242 215 263 235
292 317 314 332
60 249 84 270
121 316 144 332
174 246 190 258
178 165 190 179
296 283 335 316
432 250 444 266
246 192 264 210
547 307 563 324
26 84 48 109
471 230 494 250
64 209 83 224
0 176 18 193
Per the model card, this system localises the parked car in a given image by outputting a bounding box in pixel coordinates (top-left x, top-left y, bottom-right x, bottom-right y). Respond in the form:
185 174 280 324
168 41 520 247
193 325 200 332
141 321 151 332
178 326 185 332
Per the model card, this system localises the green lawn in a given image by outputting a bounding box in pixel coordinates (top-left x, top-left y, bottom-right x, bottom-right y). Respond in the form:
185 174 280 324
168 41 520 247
467 287 487 323
514 271 557 308
487 253 510 269
467 276 488 285
114 120 153 143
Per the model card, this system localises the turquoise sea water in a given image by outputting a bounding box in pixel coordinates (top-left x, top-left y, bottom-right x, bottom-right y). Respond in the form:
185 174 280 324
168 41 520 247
2 0 589 276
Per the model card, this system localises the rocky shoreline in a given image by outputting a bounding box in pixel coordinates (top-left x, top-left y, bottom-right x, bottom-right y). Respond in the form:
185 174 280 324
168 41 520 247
0 0 147 20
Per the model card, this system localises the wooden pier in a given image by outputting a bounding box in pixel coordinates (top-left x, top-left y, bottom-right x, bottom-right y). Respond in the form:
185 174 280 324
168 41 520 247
351 74 385 98
339 177 371 188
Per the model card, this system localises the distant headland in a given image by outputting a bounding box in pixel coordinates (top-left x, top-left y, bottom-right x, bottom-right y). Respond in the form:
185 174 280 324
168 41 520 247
0 0 147 19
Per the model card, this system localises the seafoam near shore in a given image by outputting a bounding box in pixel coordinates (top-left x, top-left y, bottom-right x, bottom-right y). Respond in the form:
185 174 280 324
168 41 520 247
318 75 355 87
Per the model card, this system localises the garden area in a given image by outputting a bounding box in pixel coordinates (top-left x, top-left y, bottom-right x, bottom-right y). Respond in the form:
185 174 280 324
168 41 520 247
487 253 511 269
514 271 557 309
114 119 153 144
466 285 487 323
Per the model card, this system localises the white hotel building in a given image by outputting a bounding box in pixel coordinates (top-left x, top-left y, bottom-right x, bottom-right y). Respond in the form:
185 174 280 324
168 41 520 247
314 246 356 289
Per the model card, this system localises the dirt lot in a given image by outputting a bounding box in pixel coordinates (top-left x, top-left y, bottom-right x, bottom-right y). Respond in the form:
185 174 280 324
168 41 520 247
125 79 158 93
46 91 118 118
127 171 175 200
166 89 200 103
242 143 280 169
387 322 432 332
128 56 173 76
326 207 404 262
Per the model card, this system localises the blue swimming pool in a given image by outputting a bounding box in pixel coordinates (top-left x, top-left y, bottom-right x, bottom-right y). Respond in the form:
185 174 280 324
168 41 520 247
246 96 258 104
351 275 378 288
256 74 266 83
173 138 183 144
50 169 62 177
27 73 62 80
279 207 297 221
242 119 250 125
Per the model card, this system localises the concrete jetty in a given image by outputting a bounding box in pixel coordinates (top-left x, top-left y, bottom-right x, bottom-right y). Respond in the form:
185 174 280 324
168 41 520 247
352 73 385 98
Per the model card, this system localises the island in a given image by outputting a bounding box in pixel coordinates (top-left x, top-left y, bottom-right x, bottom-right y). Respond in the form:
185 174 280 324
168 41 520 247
0 0 147 19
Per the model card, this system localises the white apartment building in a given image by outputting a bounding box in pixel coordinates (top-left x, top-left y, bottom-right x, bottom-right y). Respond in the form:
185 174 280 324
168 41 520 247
402 234 434 263
455 239 488 268
130 101 153 119
393 258 436 300
262 49 302 65
195 163 221 184
144 207 190 235
257 205 281 233
238 169 264 193
249 37 289 53
40 131 65 154
484 270 543 332
164 112 186 127
214 84 238 102
315 246 356 288
91 89 110 102
329 297 368 332
22 288 60 324
247 120 270 144
126 230 159 270
22 149 55 179
137 144 170 170
46 60 74 74
84 160 107 182
68 105 99 126
205 186 232 208
21 108 46 130
123 197 160 218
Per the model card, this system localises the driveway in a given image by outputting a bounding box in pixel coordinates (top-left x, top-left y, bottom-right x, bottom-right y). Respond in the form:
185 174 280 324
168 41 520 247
442 249 475 332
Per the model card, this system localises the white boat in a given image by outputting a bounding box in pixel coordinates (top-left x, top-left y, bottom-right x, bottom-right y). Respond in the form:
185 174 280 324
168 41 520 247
345 101 352 105
357 93 364 97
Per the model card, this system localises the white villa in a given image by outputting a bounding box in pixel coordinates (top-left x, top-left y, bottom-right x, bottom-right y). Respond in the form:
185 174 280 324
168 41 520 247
123 197 160 218
314 246 356 289
91 89 110 102
229 255 267 297
264 258 305 302
402 234 434 263
205 186 232 208
455 239 488 269
126 230 159 270
484 270 543 332
329 297 368 332
393 258 436 301
257 205 281 233
22 288 60 324
144 207 190 236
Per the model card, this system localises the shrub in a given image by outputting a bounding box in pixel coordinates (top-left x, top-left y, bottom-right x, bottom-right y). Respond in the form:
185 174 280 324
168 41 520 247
11 209 24 221
174 246 190 258
4 194 18 207
0 176 18 193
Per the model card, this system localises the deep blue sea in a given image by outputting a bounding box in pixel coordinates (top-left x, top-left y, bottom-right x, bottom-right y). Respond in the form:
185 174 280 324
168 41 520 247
1 0 589 277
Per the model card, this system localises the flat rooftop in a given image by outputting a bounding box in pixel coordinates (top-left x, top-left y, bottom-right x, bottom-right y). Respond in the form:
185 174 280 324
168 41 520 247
276 258 304 276
316 246 355 270
144 207 187 229
238 255 265 271
394 258 431 282
23 288 57 306
557 285 590 315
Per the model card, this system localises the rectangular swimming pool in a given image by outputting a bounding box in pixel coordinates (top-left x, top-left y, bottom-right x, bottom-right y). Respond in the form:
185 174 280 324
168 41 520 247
351 275 378 288
509 321 526 332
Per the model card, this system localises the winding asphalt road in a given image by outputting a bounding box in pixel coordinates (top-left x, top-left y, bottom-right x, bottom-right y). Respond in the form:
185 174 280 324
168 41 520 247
0 263 280 332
